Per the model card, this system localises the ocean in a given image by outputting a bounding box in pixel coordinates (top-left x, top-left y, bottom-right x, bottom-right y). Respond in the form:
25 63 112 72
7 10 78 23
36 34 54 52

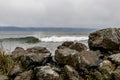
0 28 97 54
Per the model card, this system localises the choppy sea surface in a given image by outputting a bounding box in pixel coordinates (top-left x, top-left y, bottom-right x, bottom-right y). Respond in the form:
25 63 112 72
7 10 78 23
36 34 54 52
0 28 97 54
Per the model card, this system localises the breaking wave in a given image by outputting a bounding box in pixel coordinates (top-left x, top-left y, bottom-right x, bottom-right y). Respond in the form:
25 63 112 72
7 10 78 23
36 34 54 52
39 36 88 42
0 35 88 43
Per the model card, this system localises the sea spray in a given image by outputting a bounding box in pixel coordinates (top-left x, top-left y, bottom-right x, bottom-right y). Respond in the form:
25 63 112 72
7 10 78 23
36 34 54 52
39 36 88 42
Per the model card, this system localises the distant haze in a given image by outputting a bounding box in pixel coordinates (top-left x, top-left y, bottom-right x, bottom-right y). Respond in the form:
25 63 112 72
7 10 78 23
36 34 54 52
0 0 120 28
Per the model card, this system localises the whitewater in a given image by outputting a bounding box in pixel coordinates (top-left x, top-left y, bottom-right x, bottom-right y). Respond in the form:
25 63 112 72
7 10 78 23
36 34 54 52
0 28 96 54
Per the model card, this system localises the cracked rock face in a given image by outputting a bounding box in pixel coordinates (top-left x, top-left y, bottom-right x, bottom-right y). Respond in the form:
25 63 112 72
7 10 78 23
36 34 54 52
55 47 102 69
88 28 120 53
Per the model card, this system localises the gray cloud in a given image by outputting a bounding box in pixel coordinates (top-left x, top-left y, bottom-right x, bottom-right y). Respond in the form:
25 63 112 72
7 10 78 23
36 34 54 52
0 0 120 28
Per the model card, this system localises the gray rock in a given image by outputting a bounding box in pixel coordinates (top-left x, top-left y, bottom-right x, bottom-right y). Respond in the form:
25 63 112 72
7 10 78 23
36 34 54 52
14 70 33 80
64 65 80 80
8 65 22 79
55 48 101 69
55 48 80 68
79 50 102 68
108 53 120 65
93 71 104 80
69 42 87 52
57 41 74 49
99 60 115 73
61 41 74 47
112 66 120 80
26 46 50 53
88 28 120 53
58 42 87 52
99 60 115 80
12 47 28 60
35 66 62 80
20 52 51 69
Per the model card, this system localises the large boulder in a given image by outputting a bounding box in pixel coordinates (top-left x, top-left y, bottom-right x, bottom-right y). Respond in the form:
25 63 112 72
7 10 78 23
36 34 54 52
20 52 51 69
34 66 62 80
17 46 51 69
14 70 33 80
55 48 101 69
57 41 74 49
79 50 102 68
69 43 87 52
26 46 50 53
55 48 80 68
58 42 87 52
88 28 120 53
61 41 74 47
12 47 28 60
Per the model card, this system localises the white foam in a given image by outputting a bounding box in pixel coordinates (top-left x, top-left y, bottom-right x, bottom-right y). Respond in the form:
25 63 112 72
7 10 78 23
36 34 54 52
39 36 88 42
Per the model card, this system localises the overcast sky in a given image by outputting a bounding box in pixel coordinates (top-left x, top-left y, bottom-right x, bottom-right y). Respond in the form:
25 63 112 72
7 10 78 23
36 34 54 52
0 0 120 28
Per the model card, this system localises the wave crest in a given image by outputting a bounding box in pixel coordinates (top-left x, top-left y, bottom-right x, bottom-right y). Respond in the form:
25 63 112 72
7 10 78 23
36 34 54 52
40 36 88 42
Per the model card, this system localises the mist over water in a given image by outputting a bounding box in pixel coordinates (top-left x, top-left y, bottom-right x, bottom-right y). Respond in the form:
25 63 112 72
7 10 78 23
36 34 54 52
0 28 96 54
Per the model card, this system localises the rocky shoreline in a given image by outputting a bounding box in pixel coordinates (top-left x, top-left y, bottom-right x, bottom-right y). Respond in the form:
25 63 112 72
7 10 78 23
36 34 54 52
0 28 120 80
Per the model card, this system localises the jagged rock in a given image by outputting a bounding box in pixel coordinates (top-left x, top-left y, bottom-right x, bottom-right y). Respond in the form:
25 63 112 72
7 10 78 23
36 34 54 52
99 60 115 73
14 70 33 80
112 66 120 80
20 52 51 69
62 41 74 47
108 53 120 65
79 50 102 68
99 60 115 80
69 43 87 52
12 47 28 60
57 41 74 49
55 48 80 68
8 65 22 79
35 66 62 80
64 65 80 80
58 42 87 52
55 47 101 70
88 28 120 53
26 46 50 53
